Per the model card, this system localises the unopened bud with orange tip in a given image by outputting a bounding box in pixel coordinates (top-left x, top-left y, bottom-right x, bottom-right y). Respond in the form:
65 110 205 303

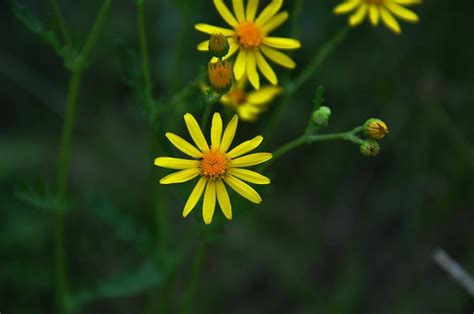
208 60 232 94
364 118 389 140
360 140 380 157
209 33 229 58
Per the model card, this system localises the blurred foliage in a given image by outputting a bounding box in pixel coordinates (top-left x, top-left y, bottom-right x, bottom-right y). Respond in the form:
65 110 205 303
1 0 474 313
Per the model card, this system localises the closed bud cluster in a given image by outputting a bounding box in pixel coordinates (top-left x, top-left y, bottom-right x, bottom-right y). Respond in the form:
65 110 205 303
364 118 389 140
208 60 232 94
209 33 229 58
312 106 331 127
360 140 380 157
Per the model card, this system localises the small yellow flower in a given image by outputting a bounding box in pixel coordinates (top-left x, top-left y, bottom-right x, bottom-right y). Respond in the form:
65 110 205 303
333 0 422 35
154 112 272 224
196 0 301 90
221 78 282 122
364 118 389 139
208 60 233 94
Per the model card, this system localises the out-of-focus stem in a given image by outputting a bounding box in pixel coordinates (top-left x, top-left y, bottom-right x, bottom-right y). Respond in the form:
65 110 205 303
137 0 154 113
180 240 207 314
49 0 71 47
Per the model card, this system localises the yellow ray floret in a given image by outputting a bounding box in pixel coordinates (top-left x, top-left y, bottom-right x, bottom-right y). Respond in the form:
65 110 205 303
195 0 301 90
154 112 272 224
333 0 422 35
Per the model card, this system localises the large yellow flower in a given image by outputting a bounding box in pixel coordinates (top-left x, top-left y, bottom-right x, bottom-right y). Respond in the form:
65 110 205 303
221 78 283 122
333 0 421 35
195 0 301 90
154 112 272 224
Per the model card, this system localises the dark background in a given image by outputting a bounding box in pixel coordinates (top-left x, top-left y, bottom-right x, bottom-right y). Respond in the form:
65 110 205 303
1 0 473 313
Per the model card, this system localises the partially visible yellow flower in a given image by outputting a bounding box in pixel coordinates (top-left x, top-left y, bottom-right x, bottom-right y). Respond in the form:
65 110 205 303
195 0 301 90
333 0 422 35
221 78 282 122
154 112 272 224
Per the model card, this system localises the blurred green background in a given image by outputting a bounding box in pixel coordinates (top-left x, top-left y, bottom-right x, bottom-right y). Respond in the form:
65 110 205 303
1 0 473 313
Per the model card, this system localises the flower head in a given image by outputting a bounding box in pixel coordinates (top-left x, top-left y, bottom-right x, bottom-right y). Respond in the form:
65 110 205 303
209 33 230 58
196 0 301 90
333 0 422 35
360 139 381 157
154 112 272 224
221 78 283 121
364 118 389 139
208 60 233 94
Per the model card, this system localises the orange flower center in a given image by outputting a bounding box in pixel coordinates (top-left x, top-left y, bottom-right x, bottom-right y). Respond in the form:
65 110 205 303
228 89 248 106
235 22 263 49
200 150 229 179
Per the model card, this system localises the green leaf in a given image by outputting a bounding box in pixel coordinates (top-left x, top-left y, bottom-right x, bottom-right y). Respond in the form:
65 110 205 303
12 1 65 58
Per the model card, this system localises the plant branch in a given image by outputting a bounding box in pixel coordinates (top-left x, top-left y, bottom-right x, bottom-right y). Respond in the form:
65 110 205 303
49 0 71 47
136 0 154 113
433 248 474 297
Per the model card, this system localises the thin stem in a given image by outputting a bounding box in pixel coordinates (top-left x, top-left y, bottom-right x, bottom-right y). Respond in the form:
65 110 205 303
55 69 82 313
49 0 71 47
77 0 113 70
180 241 207 314
264 27 350 139
261 126 363 171
200 93 221 130
137 0 154 112
433 248 474 296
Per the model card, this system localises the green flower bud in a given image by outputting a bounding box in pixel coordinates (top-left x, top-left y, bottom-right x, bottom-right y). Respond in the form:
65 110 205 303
364 118 389 140
360 140 380 157
312 106 331 127
209 33 229 58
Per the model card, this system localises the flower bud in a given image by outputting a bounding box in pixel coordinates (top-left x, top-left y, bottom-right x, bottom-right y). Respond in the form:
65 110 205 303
312 106 331 127
209 33 229 58
208 60 232 94
360 140 380 157
364 118 389 140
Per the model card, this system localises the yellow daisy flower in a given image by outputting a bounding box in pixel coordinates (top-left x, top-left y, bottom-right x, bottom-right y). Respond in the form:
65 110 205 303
154 112 272 224
333 0 422 35
221 78 283 122
195 0 301 90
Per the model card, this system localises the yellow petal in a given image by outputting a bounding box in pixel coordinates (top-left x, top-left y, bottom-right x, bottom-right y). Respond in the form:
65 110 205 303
183 177 207 218
234 49 247 80
202 180 216 224
247 85 283 104
211 112 223 150
159 168 201 185
333 0 361 15
165 133 203 158
194 23 234 36
385 0 419 23
393 0 422 6
349 3 368 26
154 157 199 170
380 6 401 34
216 180 232 220
260 45 296 69
230 168 270 184
227 136 263 158
231 152 272 167
213 0 239 27
262 11 289 33
232 0 245 22
247 50 260 90
369 4 380 26
256 50 277 84
197 40 209 51
255 0 283 26
263 37 301 50
224 175 262 204
184 113 209 152
219 115 238 153
246 0 259 21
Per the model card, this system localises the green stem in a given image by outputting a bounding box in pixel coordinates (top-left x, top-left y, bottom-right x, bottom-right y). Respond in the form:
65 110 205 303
137 0 154 113
264 27 350 139
180 241 207 314
55 69 82 313
49 0 71 47
261 126 363 171
77 0 113 70
200 93 221 130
